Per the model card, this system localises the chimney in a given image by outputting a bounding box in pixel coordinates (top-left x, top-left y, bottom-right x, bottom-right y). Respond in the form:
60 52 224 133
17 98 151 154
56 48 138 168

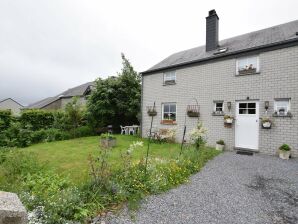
206 9 219 51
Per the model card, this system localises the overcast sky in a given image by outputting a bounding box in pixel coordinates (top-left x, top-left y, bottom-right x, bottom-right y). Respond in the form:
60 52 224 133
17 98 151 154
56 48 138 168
0 0 297 105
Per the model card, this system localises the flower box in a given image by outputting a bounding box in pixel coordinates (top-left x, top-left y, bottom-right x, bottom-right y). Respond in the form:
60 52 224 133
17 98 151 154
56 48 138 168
187 111 200 117
164 80 176 85
100 138 116 148
187 105 200 117
238 68 257 75
160 120 176 125
261 117 272 129
262 121 272 129
224 118 233 124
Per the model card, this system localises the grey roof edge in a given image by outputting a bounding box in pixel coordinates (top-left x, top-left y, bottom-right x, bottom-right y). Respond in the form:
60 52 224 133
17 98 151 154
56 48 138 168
141 37 298 75
0 98 24 107
26 81 95 109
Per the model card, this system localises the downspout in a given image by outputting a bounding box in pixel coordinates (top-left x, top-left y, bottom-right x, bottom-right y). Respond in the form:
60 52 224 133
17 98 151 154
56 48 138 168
140 74 144 137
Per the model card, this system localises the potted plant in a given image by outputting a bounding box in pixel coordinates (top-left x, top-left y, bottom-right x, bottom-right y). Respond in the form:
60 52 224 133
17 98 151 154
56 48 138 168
278 144 291 160
187 109 200 117
238 64 257 75
187 105 200 117
261 117 272 129
224 115 234 124
147 107 157 116
100 133 116 148
216 140 225 151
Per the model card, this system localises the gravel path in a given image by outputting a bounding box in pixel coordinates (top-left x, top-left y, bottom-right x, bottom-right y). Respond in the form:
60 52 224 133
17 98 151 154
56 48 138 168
101 152 298 224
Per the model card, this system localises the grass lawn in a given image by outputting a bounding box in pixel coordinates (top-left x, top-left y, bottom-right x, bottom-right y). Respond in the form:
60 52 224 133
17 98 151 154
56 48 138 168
26 135 182 183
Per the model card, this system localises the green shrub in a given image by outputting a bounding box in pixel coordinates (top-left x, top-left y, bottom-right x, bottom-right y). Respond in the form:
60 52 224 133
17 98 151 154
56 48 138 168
0 150 43 191
74 126 95 138
52 111 68 130
20 172 90 224
0 110 12 132
216 139 225 145
0 122 33 147
100 133 116 140
279 144 291 151
20 109 55 131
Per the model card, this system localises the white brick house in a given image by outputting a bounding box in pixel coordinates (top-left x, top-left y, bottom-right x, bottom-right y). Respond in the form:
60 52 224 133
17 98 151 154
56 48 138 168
141 10 298 157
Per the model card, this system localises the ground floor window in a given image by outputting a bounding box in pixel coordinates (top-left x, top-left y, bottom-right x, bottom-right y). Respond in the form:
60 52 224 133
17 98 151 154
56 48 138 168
162 103 176 121
214 101 224 114
274 99 290 116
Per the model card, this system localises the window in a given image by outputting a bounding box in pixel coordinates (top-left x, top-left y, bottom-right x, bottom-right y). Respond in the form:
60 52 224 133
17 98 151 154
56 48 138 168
162 103 176 121
238 102 256 114
213 101 224 114
274 99 290 116
163 71 176 84
236 56 259 75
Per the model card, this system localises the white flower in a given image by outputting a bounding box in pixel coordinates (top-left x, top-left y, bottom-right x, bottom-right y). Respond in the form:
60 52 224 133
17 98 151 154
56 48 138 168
126 141 144 154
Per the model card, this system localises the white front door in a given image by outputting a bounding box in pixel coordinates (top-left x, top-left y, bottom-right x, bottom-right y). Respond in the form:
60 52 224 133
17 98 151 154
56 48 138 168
235 101 259 150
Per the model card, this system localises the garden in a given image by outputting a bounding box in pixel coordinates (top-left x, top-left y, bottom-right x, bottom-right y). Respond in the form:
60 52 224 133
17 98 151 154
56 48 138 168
0 55 221 223
0 131 220 223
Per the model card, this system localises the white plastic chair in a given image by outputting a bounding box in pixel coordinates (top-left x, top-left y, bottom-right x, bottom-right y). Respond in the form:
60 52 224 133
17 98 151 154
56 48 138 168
120 125 126 135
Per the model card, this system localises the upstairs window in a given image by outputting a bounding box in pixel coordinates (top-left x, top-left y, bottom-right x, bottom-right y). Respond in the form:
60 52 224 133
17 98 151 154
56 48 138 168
163 71 176 85
274 99 290 116
162 103 176 121
213 101 224 115
236 56 259 75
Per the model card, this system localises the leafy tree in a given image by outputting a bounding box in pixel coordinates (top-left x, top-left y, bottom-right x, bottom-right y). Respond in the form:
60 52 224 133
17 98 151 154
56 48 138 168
87 54 141 131
65 97 85 137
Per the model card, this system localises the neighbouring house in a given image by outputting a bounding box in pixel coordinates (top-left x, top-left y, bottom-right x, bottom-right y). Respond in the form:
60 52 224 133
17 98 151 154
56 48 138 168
27 82 95 110
141 10 298 157
0 98 24 115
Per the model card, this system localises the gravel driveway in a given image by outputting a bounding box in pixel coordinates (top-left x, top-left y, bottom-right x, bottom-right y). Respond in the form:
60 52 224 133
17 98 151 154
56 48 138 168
102 152 298 224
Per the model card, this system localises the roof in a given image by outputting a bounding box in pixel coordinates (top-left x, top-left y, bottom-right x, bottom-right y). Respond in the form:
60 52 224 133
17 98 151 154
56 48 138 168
0 98 24 107
143 19 298 74
27 81 95 109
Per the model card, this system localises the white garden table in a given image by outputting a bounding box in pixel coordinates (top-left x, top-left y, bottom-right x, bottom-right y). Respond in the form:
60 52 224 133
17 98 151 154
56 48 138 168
123 125 139 135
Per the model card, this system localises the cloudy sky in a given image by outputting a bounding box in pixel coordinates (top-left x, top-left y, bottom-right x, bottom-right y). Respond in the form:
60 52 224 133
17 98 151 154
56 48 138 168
0 0 297 105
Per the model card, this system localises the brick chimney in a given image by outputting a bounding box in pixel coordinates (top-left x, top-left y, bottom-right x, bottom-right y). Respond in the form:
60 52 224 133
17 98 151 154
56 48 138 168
206 9 219 51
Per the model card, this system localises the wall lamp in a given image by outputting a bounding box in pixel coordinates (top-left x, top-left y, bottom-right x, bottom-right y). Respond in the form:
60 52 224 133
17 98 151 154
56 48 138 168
227 102 232 111
265 101 269 111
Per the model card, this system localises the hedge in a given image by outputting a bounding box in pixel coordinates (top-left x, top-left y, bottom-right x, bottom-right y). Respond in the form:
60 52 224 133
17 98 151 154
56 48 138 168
20 109 55 130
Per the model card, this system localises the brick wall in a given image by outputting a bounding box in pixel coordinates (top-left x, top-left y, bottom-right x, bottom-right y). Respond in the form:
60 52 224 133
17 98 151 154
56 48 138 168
142 46 298 157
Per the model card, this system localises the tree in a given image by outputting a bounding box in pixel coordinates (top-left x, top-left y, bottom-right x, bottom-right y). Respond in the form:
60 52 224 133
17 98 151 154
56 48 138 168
65 97 85 136
87 54 141 131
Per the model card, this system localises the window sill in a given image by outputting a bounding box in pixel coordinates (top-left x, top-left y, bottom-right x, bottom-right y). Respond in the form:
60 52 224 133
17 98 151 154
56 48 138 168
235 72 260 76
272 113 292 118
160 120 177 125
163 82 176 86
212 112 225 116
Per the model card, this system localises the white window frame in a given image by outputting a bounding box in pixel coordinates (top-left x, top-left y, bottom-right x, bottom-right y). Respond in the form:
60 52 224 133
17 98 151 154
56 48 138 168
236 56 260 75
162 103 177 121
274 99 291 116
213 101 224 114
163 71 176 84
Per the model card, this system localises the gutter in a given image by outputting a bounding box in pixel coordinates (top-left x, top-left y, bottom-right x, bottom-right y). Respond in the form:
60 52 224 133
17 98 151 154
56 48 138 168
141 38 298 75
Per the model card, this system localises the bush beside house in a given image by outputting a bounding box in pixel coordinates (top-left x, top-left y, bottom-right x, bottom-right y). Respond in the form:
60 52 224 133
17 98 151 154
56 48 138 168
0 98 95 148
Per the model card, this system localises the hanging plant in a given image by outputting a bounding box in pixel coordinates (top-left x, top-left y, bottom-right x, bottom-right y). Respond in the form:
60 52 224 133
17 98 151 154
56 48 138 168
261 117 272 129
187 105 200 117
224 115 234 124
147 106 157 116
